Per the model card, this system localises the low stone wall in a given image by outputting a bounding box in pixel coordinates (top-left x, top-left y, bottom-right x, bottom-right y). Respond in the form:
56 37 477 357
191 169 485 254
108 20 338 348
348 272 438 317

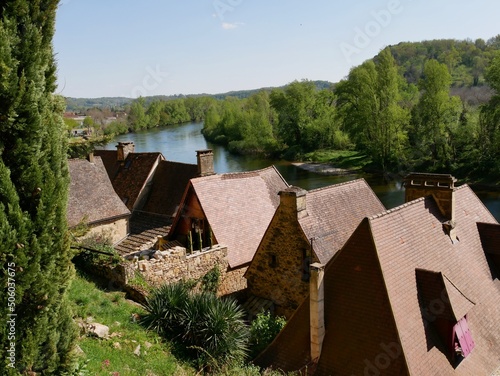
131 245 230 288
79 244 249 302
219 265 248 297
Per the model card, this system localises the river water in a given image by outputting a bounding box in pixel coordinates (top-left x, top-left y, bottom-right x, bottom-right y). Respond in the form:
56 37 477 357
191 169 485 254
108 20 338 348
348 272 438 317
102 121 500 221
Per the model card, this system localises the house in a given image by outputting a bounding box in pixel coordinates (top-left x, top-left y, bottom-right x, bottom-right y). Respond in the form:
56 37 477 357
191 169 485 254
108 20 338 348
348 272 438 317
254 173 500 376
166 165 289 296
67 156 131 245
94 142 164 212
96 145 215 257
245 180 386 318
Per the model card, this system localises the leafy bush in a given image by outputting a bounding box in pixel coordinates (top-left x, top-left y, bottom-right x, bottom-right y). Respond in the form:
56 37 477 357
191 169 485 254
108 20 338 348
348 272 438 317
201 265 221 293
141 282 249 371
249 311 286 358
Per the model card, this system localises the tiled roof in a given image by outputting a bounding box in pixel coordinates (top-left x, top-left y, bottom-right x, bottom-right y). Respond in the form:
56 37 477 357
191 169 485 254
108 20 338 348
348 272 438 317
114 211 171 256
93 150 120 177
191 166 288 268
67 157 130 228
94 151 164 211
142 160 198 217
299 179 385 264
256 185 500 375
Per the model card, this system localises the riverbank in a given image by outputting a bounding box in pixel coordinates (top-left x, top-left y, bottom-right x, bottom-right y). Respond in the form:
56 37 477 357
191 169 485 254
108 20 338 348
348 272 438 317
292 162 358 176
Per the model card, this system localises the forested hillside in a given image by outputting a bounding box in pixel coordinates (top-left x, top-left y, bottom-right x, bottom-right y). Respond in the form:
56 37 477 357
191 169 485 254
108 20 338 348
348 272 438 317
202 37 500 181
68 37 500 182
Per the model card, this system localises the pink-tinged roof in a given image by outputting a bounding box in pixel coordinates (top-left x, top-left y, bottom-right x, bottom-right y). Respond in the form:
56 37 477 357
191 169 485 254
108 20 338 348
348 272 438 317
369 185 500 375
299 179 385 264
256 185 500 375
67 157 130 227
191 166 288 268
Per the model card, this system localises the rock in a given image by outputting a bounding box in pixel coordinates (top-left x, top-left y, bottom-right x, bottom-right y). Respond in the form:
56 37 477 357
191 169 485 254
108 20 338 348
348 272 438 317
113 342 121 349
133 344 141 356
144 341 153 349
88 323 109 339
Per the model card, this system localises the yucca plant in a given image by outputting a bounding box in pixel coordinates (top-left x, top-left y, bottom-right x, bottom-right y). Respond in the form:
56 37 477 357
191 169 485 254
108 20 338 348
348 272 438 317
141 282 249 371
140 282 190 337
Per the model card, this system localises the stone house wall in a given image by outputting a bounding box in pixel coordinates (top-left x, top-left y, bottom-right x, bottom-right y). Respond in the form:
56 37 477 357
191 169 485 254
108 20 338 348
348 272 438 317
87 217 129 245
245 190 318 318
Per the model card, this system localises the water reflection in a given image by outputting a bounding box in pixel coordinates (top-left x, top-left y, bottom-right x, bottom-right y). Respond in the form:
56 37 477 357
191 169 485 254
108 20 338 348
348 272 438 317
103 122 499 221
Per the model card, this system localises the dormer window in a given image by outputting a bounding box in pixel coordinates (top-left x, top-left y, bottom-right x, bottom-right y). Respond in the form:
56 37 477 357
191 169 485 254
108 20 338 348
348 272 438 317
416 269 476 366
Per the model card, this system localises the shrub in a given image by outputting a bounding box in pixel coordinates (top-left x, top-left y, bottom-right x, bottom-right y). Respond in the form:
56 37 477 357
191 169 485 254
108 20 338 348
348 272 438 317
141 282 249 371
249 311 286 358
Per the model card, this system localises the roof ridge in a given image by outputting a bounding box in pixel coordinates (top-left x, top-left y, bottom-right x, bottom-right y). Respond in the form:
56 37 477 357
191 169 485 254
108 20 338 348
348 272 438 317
368 196 427 220
162 160 197 167
307 178 366 194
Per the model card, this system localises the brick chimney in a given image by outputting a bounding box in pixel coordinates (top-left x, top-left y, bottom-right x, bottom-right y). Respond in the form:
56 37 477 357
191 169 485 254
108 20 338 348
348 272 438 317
196 149 215 177
310 262 325 362
279 186 308 219
116 141 135 161
404 173 457 240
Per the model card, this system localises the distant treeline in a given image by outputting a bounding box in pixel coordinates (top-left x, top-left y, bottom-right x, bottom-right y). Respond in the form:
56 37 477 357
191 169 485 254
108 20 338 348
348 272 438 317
203 40 500 181
68 37 500 181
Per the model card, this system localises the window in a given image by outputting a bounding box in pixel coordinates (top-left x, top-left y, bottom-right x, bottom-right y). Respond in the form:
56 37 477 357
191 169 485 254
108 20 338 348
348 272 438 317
269 254 277 268
453 316 475 360
302 249 311 282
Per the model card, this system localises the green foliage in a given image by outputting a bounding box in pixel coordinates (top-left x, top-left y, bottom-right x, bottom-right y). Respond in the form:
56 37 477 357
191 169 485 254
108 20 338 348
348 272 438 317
410 59 462 170
249 311 286 359
67 135 113 158
68 273 188 376
201 265 221 293
141 282 249 372
0 1 77 373
336 48 410 171
389 37 500 87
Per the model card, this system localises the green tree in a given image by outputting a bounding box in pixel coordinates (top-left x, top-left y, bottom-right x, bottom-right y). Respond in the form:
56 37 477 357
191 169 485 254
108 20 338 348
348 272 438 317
0 1 77 374
478 54 500 177
336 48 410 170
410 59 462 169
127 97 149 131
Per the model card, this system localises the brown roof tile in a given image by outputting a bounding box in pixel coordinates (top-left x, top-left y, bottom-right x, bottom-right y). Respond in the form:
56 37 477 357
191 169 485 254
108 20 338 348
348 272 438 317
191 166 288 268
256 184 500 375
94 151 164 211
142 160 198 217
67 157 130 227
299 179 385 264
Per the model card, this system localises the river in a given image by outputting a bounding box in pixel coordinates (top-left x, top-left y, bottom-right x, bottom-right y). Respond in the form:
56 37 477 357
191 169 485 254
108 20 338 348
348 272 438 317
102 121 500 221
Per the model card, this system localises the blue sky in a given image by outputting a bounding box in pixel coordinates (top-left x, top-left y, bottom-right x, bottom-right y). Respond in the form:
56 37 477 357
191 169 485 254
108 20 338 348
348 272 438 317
54 0 500 98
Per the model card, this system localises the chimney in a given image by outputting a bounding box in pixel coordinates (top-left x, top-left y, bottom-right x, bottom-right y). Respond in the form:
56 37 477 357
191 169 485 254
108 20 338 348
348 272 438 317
310 262 325 362
116 141 135 161
87 152 94 163
404 173 457 240
196 149 215 177
279 186 308 219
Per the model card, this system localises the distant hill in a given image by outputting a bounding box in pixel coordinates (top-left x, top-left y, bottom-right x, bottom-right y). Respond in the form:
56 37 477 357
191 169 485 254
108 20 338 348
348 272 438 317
63 81 334 112
387 36 500 87
64 36 500 112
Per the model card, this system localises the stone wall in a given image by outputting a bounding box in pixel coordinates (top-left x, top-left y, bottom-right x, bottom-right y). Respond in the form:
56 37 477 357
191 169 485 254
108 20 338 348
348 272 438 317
132 245 228 287
87 217 129 245
81 244 249 302
245 188 316 318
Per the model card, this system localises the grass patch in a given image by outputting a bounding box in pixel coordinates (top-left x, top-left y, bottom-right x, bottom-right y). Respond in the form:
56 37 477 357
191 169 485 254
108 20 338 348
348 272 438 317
68 271 194 376
304 149 372 170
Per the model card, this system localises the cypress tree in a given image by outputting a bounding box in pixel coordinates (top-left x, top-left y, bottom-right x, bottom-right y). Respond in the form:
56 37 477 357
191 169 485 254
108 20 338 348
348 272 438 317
0 1 77 374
